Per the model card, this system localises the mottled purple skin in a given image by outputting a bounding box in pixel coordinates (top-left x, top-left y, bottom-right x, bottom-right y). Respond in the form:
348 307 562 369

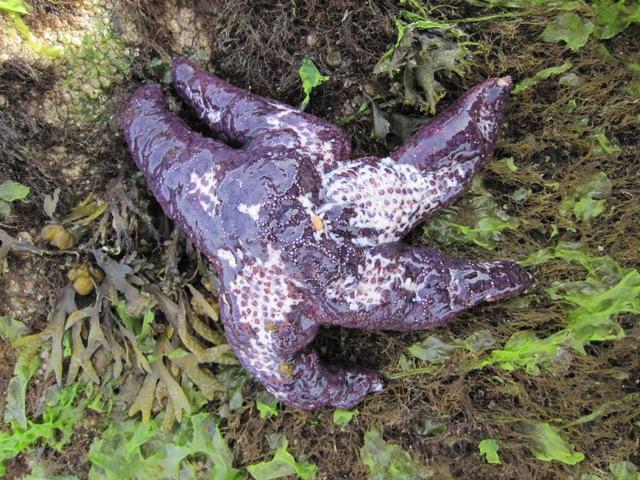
123 58 531 409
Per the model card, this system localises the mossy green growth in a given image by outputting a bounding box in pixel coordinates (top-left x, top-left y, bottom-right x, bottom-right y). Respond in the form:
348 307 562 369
59 23 134 122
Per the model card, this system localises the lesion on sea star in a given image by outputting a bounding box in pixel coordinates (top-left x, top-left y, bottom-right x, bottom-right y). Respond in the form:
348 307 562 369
123 58 531 409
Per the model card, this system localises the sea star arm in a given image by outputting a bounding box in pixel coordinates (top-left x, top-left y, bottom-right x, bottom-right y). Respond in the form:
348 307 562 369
321 77 513 246
220 254 383 409
171 58 351 173
324 243 531 330
123 83 246 223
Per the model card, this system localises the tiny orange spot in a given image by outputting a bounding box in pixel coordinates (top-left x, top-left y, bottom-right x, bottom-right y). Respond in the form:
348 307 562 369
311 215 324 231
266 322 278 331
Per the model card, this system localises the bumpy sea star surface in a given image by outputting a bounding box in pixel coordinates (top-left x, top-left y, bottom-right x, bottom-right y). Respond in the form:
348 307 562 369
123 58 531 409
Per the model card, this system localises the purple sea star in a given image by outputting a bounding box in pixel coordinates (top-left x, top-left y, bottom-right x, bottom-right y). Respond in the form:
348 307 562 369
123 58 531 409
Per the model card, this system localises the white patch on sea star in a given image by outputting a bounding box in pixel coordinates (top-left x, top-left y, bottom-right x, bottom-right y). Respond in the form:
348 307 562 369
217 249 237 268
187 168 220 213
238 203 261 220
206 109 222 125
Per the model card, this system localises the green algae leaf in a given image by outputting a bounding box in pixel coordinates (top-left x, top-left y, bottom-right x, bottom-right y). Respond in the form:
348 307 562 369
88 420 167 479
423 177 518 249
504 157 518 172
512 187 531 202
512 62 572 94
0 180 30 216
456 329 497 352
408 330 495 371
256 391 279 419
573 195 607 222
518 241 604 270
568 392 639 427
409 335 458 363
333 408 356 426
454 216 519 247
387 352 439 380
593 0 640 39
0 316 27 341
361 428 433 479
188 413 242 480
519 422 584 465
89 414 241 480
0 180 30 202
559 72 580 87
3 335 40 429
559 172 612 223
592 132 622 155
38 384 87 449
0 200 10 216
247 439 317 480
256 399 278 419
540 13 594 51
299 58 329 110
562 268 640 347
0 0 30 15
476 330 568 374
1 384 86 476
520 242 640 346
609 461 640 480
23 463 79 480
479 438 501 465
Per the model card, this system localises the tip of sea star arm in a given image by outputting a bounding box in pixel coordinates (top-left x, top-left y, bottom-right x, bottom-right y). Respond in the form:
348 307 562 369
390 76 513 169
122 83 165 128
